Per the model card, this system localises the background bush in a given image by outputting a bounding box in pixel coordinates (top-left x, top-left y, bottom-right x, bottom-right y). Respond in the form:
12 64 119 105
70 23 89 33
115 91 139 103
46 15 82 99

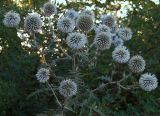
0 0 160 115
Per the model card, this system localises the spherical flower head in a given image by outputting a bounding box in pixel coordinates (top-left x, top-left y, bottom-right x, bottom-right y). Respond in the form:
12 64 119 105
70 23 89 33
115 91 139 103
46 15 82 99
57 17 75 33
65 9 78 20
59 79 77 97
36 68 50 83
112 34 124 47
95 24 111 34
81 9 95 20
101 14 116 28
139 73 158 91
128 55 146 73
117 27 132 41
94 32 112 50
111 24 118 33
3 10 21 27
24 13 42 33
76 15 94 32
43 1 57 16
66 32 88 49
112 46 130 63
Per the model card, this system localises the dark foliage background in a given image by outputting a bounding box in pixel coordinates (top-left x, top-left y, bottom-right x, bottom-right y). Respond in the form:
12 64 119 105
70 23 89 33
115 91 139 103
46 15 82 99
0 0 160 115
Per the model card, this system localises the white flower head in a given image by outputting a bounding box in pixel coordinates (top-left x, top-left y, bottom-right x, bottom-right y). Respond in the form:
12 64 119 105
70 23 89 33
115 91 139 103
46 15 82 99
95 24 111 34
112 35 124 47
129 55 146 73
43 1 57 16
76 15 94 32
81 9 95 20
65 9 78 20
101 14 116 28
66 32 88 49
112 46 130 63
3 10 21 27
117 27 132 41
57 17 75 33
24 13 42 33
94 32 112 50
139 73 158 91
59 79 77 97
111 24 118 33
36 68 50 83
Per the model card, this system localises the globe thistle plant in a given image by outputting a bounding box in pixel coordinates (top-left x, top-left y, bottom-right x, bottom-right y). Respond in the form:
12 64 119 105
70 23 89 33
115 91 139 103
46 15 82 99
128 55 146 73
112 46 130 63
117 27 132 41
65 9 78 20
139 73 158 91
3 10 21 27
66 32 87 49
101 14 116 28
24 13 42 33
76 15 94 32
59 79 77 97
95 25 111 34
57 17 75 33
36 68 50 83
43 1 57 16
94 32 112 50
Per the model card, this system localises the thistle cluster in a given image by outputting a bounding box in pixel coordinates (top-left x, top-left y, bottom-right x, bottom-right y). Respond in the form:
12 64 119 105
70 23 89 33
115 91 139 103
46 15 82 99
3 2 159 113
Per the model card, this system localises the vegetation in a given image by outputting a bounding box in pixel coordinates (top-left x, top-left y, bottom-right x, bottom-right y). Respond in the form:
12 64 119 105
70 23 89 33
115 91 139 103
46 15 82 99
0 0 159 115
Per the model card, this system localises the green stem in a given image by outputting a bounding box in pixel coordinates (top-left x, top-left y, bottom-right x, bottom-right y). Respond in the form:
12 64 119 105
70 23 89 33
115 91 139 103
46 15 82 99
46 81 62 107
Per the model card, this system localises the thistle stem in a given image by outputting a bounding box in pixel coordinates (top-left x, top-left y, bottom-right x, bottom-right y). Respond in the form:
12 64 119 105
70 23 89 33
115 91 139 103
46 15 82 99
46 81 62 107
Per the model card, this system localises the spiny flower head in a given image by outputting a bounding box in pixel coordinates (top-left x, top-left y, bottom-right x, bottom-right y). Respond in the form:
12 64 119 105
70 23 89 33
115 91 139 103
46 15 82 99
117 27 132 41
59 79 77 97
43 1 57 16
112 34 124 47
81 9 95 20
36 68 50 83
111 24 118 33
101 14 116 28
57 17 75 33
65 9 78 20
76 15 94 32
95 24 111 34
94 32 112 50
24 13 42 33
139 73 158 91
3 10 21 27
128 55 146 73
112 46 130 63
66 32 87 49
